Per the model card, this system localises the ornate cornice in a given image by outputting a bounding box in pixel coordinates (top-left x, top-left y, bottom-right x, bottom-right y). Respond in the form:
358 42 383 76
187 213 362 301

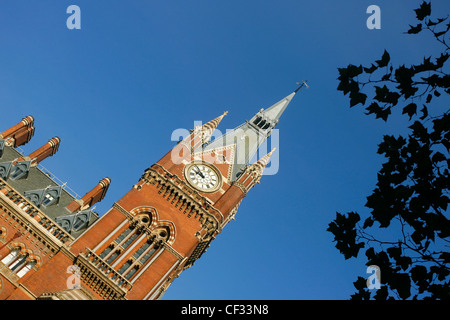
163 242 184 261
139 164 223 235
112 202 134 221
75 248 131 300
0 178 74 254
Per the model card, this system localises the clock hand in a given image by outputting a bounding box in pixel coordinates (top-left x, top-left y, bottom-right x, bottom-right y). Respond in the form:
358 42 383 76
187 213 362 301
194 165 205 178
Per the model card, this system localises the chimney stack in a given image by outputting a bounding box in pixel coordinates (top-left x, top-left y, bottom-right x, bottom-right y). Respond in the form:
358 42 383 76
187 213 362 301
66 177 111 213
21 137 61 166
0 116 35 147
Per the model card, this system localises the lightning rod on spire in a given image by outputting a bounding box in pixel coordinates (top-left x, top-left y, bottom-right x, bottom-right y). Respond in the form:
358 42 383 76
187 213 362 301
294 80 309 93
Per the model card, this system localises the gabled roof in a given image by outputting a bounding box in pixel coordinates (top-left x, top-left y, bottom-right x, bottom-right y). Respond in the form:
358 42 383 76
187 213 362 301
201 89 300 181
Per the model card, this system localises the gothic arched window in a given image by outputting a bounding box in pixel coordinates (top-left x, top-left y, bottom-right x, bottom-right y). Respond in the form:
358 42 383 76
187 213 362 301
16 261 36 278
94 210 175 284
1 248 37 278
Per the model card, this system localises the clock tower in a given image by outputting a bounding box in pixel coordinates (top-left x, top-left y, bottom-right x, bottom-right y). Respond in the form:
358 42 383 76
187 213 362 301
0 84 304 300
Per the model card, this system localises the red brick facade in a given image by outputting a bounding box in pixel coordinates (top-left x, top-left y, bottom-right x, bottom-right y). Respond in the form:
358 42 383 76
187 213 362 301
0 90 290 299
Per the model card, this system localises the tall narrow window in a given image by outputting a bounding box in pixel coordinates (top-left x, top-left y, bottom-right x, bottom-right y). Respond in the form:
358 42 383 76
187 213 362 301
132 241 151 259
99 244 114 259
116 227 132 243
118 259 133 274
140 247 157 264
1 249 19 266
16 261 36 278
117 227 170 282
106 250 121 265
10 253 29 272
99 226 133 260
125 266 139 280
122 232 139 249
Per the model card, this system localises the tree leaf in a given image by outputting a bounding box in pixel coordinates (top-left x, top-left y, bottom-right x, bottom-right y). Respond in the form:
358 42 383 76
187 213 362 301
440 252 450 263
363 217 374 229
420 105 428 120
364 64 378 74
402 103 417 120
407 23 422 34
426 17 447 27
338 64 363 79
374 286 389 300
350 91 367 107
414 1 431 21
332 1 450 300
387 246 402 259
409 121 428 141
327 212 365 260
374 85 400 106
376 50 390 68
397 256 412 271
390 273 411 299
432 151 446 163
436 52 450 68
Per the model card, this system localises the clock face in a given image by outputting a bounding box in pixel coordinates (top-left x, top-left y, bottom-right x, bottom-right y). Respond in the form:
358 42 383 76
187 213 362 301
185 162 221 192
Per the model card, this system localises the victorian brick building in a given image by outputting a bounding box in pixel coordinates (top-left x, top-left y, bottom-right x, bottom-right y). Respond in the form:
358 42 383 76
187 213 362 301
0 86 303 300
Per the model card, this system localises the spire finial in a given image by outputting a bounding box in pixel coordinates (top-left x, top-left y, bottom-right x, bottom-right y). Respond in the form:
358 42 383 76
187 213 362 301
294 80 309 93
242 148 276 187
196 111 229 144
255 147 276 169
202 111 228 130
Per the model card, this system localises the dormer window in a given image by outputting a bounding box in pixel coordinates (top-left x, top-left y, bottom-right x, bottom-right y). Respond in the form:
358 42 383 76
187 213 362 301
0 161 13 179
54 209 93 234
10 160 31 180
24 185 62 207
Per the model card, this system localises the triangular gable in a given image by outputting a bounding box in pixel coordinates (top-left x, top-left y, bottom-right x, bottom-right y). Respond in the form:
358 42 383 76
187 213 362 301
192 143 236 181
0 161 13 180
10 160 31 180
23 185 62 207
55 209 93 233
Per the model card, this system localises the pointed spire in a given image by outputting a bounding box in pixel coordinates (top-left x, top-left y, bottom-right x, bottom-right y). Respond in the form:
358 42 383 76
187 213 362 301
193 110 228 143
156 111 228 169
259 81 308 125
205 85 301 181
203 111 228 132
246 148 276 183
213 148 276 220
259 93 295 126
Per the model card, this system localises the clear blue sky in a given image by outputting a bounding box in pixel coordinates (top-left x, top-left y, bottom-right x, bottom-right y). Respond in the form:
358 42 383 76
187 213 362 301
0 1 449 299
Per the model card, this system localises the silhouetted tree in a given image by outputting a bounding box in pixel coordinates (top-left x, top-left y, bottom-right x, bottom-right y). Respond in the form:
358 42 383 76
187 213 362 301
327 1 450 299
